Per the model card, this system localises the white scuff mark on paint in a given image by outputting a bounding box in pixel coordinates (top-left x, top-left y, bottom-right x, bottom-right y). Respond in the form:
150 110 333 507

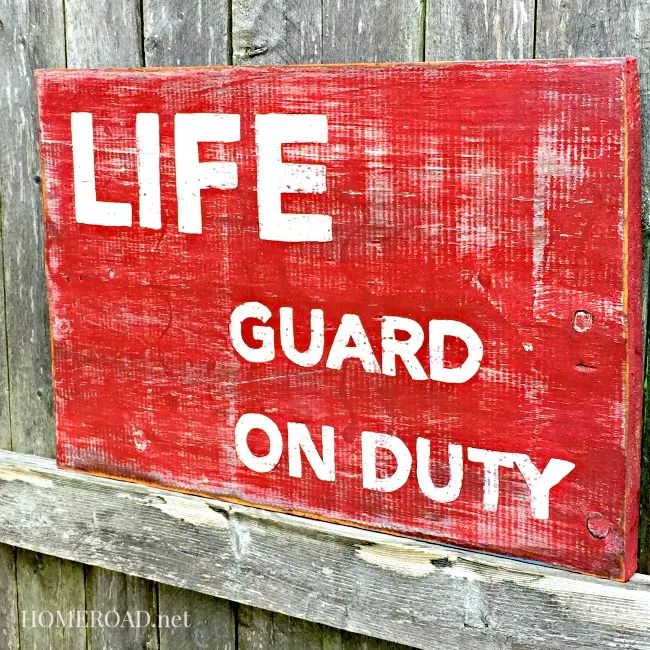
0 467 53 488
522 342 533 352
533 127 587 317
149 495 229 529
132 427 149 452
53 317 71 339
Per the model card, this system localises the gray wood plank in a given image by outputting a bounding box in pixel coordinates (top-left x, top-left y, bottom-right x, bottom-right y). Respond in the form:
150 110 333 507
144 0 229 66
140 4 238 648
15 549 86 650
62 5 156 649
231 4 324 645
158 585 235 650
425 0 535 60
232 0 322 65
0 450 647 650
322 0 423 63
535 0 650 574
231 3 422 644
0 0 63 458
0 3 85 650
0 545 18 650
64 0 144 68
84 568 158 650
238 607 413 649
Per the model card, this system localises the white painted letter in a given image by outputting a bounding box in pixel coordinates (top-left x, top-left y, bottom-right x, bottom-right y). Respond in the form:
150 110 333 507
467 448 517 512
175 113 240 234
514 455 575 520
71 112 132 227
235 413 283 473
416 439 463 503
255 114 330 242
288 422 335 481
362 431 412 492
229 302 275 363
381 316 428 380
279 307 325 367
326 314 381 374
429 320 483 383
136 113 161 229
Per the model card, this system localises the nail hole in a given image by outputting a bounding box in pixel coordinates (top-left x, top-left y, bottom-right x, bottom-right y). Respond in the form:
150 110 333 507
586 512 610 539
573 310 593 333
33 175 41 184
108 269 115 279
36 388 43 399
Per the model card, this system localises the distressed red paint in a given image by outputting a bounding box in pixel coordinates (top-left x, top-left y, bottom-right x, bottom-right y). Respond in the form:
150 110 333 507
36 59 642 580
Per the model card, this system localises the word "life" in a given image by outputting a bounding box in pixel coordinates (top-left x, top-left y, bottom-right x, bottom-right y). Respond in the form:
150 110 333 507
70 112 331 241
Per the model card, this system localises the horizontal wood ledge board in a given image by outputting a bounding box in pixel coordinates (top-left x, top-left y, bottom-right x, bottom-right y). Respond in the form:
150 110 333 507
0 450 649 650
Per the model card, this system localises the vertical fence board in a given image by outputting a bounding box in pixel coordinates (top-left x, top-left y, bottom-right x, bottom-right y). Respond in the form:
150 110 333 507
535 0 650 574
0 0 61 458
0 545 18 650
0 2 82 649
425 0 534 60
232 0 322 65
62 4 160 649
64 0 144 68
15 550 85 650
84 568 158 650
322 0 422 62
232 0 419 646
238 608 412 650
144 0 229 67
142 3 238 647
157 586 235 650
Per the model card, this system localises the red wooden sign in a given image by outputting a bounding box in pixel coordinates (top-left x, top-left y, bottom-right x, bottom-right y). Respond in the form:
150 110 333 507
37 59 642 580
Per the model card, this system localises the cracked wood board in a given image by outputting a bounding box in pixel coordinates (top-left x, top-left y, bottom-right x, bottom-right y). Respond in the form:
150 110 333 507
36 59 642 580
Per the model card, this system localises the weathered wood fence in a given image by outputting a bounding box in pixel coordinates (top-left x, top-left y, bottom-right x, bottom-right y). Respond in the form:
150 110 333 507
0 0 649 648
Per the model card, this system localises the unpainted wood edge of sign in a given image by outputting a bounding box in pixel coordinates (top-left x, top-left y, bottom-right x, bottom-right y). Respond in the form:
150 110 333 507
32 56 634 76
0 449 649 650
622 57 644 582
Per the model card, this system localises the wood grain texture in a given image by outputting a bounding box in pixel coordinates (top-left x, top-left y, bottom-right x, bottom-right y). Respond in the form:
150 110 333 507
425 0 534 60
64 0 144 68
231 5 402 644
0 3 85 650
158 585 235 650
140 4 239 647
0 450 649 650
0 545 18 650
232 0 322 65
238 607 411 650
38 60 642 579
15 549 85 650
322 0 422 62
535 0 650 578
143 0 229 67
62 5 158 649
0 0 62 457
84 568 159 650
